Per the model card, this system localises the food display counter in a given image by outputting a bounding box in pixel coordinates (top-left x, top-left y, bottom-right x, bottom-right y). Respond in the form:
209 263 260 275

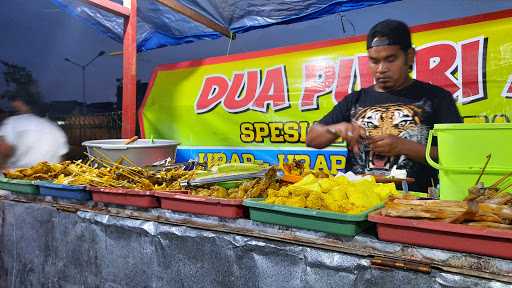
1 190 510 287
1 132 511 287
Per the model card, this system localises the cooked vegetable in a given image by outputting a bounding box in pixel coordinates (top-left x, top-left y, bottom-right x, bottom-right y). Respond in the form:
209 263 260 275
265 174 399 214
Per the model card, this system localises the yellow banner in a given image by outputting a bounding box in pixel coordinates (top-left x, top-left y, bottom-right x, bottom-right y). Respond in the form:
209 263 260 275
141 10 512 150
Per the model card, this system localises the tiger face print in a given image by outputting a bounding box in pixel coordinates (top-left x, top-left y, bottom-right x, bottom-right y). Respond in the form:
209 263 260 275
354 104 423 137
352 104 424 171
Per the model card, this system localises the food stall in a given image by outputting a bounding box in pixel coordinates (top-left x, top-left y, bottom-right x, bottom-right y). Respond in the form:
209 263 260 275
2 1 512 287
0 143 511 287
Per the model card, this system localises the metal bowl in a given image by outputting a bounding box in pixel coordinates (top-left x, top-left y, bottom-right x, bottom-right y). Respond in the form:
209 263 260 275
82 139 179 167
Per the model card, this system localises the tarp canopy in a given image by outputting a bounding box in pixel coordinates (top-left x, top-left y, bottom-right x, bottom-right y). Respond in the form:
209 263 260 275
52 0 400 52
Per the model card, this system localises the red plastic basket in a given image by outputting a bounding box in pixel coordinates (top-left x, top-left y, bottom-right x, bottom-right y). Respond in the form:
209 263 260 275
369 211 512 259
155 191 247 218
88 187 159 208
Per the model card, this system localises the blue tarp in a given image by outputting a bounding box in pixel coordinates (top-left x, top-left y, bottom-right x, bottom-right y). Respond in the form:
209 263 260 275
52 0 399 52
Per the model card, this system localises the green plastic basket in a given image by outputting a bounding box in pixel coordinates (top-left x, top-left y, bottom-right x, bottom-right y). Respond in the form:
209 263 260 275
0 177 39 195
426 123 512 200
243 198 381 236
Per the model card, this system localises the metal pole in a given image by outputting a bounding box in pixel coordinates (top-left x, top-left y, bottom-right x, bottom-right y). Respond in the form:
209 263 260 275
121 0 137 138
65 52 104 113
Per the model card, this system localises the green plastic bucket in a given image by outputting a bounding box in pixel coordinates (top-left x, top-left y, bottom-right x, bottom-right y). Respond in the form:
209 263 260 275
426 123 512 200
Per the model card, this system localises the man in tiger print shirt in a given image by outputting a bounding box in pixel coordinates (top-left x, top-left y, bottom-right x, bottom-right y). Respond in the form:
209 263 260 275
306 19 462 192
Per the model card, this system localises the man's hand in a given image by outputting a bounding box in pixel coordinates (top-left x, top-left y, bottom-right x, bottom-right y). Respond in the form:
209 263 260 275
366 135 404 156
329 122 366 154
367 135 429 163
306 122 366 152
0 137 13 170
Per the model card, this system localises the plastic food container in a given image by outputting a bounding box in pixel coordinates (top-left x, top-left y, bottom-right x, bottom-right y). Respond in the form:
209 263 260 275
426 123 512 200
155 191 246 218
0 177 39 194
88 187 159 208
36 181 91 201
82 139 179 167
243 198 381 236
369 212 512 259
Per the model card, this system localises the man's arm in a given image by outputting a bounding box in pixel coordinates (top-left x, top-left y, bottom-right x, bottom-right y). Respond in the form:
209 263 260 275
306 123 340 149
399 138 437 163
0 137 14 169
366 135 438 163
306 122 366 153
307 91 361 149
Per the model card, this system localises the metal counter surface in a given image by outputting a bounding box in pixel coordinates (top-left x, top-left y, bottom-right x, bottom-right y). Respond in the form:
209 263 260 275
0 191 510 288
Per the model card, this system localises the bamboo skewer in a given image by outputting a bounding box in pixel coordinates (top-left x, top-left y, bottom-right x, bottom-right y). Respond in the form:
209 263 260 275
85 152 147 185
475 154 491 185
489 172 512 189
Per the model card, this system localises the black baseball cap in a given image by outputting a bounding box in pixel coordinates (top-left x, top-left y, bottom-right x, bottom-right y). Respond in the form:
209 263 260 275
367 19 412 51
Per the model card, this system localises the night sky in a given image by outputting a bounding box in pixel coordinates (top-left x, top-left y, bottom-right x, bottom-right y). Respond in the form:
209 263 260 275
0 1 123 103
1 0 511 104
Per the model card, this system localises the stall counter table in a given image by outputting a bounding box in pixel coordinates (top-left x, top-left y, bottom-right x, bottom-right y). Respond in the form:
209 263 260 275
0 190 510 288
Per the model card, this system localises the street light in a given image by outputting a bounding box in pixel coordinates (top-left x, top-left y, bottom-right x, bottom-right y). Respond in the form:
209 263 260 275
64 50 106 111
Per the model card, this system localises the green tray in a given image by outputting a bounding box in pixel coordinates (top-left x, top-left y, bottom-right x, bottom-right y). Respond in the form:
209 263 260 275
0 177 39 194
243 198 381 236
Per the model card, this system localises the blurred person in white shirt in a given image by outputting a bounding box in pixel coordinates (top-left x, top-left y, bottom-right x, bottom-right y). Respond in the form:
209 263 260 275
0 92 69 169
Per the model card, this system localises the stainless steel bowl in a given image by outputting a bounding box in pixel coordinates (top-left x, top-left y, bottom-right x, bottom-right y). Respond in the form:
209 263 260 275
82 139 179 167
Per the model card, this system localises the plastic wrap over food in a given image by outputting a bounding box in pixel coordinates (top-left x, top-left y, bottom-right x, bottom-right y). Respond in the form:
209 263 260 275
0 193 511 287
51 0 399 51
